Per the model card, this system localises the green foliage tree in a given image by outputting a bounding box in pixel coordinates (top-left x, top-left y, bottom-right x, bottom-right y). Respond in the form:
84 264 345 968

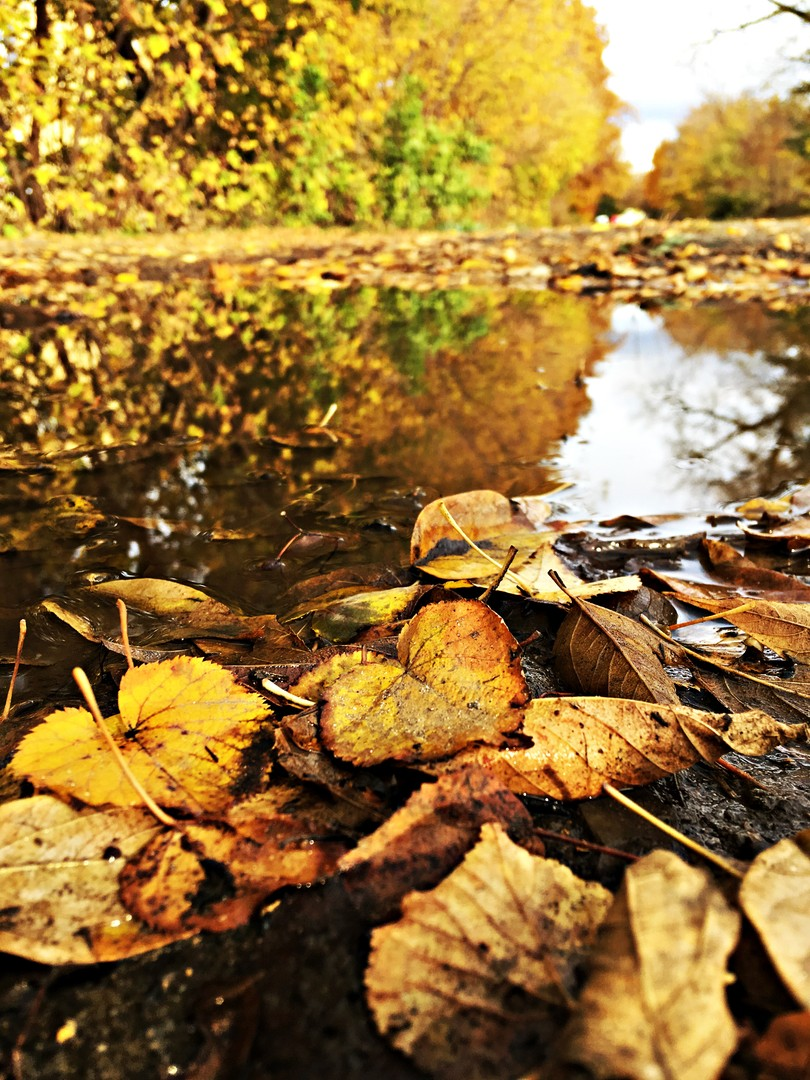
645 94 810 219
0 0 624 231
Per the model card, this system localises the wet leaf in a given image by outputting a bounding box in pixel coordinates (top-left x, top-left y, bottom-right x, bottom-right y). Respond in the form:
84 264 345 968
339 770 539 922
11 656 271 814
39 577 308 661
409 489 640 601
434 697 800 799
553 595 681 703
699 538 810 598
554 850 740 1080
285 583 429 644
740 830 810 1008
754 1012 810 1080
320 598 527 766
119 785 353 932
0 795 184 964
365 822 611 1080
695 665 810 725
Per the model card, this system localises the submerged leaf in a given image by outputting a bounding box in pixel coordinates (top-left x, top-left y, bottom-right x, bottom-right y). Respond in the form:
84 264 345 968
366 822 610 1080
555 850 740 1080
320 598 527 766
11 656 271 814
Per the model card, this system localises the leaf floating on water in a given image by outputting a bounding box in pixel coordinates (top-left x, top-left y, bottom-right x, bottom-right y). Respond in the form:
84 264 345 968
554 850 740 1080
433 698 801 800
10 656 271 815
320 598 527 766
553 595 681 703
740 830 810 1009
365 822 611 1080
0 795 183 964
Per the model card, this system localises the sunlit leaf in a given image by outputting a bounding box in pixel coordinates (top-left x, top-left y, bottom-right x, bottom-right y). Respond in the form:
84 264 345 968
11 657 271 814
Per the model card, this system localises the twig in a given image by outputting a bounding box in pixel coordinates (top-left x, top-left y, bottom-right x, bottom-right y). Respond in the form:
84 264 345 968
72 668 178 829
2 619 26 721
668 600 757 630
479 546 518 604
530 826 639 863
602 782 745 879
260 677 315 708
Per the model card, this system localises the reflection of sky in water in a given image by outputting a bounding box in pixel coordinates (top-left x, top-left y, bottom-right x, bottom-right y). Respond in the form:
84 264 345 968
553 304 791 518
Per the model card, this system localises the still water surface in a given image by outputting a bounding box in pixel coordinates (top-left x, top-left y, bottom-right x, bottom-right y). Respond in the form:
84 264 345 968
2 288 809 640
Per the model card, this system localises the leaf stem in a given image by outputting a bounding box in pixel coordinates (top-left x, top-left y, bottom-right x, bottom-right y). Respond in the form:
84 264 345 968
72 667 179 829
116 599 134 669
2 619 26 721
602 782 744 879
438 500 536 596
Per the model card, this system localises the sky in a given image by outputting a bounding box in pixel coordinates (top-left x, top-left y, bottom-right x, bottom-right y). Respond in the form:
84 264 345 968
589 0 808 173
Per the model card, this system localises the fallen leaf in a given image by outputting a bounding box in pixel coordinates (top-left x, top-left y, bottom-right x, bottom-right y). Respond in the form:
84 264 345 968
0 795 184 964
39 577 308 662
339 770 539 922
739 515 810 551
285 583 429 644
740 830 810 1008
433 697 800 799
754 1012 810 1080
119 784 352 932
11 656 271 815
695 665 810 725
365 822 611 1079
553 595 681 703
554 850 740 1080
409 490 639 601
699 538 810 598
320 598 527 766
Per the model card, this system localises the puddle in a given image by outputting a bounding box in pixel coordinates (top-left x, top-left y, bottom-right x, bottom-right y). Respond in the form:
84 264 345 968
2 287 810 626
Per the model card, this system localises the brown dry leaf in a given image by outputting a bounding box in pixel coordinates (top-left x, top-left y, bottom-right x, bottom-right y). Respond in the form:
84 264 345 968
409 489 640 602
0 795 186 964
365 822 611 1080
699 538 810 598
338 770 539 922
739 830 810 1008
11 656 270 815
119 784 352 932
553 595 681 703
320 598 527 766
739 515 810 551
695 665 810 725
554 850 741 1080
433 697 800 799
754 1012 810 1080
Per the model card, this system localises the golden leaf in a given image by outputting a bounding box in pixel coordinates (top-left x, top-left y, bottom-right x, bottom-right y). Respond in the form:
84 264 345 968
11 657 270 815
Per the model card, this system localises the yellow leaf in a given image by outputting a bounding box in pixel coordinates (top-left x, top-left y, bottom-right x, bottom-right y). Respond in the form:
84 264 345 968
558 851 740 1080
319 598 527 766
145 33 171 60
11 657 271 815
250 1 268 19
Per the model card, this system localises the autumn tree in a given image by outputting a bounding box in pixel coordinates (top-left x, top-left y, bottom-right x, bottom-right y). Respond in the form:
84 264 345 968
644 94 810 219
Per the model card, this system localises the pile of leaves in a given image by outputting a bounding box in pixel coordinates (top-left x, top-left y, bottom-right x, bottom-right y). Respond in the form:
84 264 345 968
5 218 810 304
2 486 810 1078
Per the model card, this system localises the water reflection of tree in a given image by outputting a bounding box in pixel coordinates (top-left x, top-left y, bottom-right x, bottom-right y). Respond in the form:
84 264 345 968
658 303 810 501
